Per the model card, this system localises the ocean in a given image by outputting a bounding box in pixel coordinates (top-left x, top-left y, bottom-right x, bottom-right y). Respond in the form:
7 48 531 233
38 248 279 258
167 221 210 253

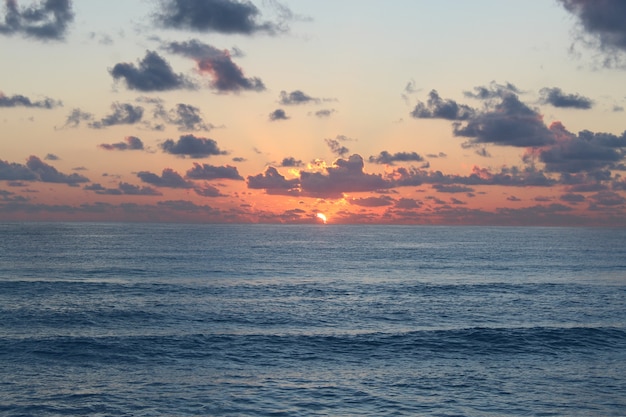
1 223 625 416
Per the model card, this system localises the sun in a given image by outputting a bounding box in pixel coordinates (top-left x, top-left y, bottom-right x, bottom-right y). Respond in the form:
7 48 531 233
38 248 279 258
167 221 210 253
316 212 327 224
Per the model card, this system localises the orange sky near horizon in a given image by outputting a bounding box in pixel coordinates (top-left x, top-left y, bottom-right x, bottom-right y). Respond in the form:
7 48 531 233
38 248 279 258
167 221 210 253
2 0 626 226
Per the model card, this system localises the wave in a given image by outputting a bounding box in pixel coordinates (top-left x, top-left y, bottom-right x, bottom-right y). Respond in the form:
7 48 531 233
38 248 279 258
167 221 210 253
3 326 624 366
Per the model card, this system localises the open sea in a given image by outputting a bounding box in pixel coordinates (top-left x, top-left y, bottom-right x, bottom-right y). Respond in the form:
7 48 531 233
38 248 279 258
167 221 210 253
1 222 625 416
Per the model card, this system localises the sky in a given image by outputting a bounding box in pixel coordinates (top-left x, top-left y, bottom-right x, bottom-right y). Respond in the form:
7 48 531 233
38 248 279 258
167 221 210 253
1 0 626 225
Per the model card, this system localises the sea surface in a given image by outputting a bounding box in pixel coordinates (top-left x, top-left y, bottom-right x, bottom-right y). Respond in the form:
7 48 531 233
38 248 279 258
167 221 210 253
1 223 625 416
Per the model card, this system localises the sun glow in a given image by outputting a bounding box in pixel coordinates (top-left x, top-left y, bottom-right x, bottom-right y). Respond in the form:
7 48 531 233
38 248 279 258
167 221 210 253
316 212 327 224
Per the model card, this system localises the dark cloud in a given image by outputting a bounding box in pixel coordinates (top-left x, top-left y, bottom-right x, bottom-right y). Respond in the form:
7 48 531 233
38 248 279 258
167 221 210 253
313 109 335 118
369 151 424 165
280 157 303 167
463 82 521 100
558 0 626 53
0 189 28 202
110 50 196 92
325 135 354 157
560 192 586 204
539 87 593 109
194 184 223 197
0 91 61 108
410 90 475 120
349 196 394 207
403 79 418 95
99 136 144 151
393 164 556 188
60 108 94 128
395 198 421 209
85 182 161 196
154 103 214 131
269 108 289 121
279 90 319 105
0 158 38 181
44 153 59 160
185 162 243 180
137 168 193 188
160 134 227 158
529 122 626 173
166 40 265 92
299 154 391 198
88 102 144 129
453 93 555 147
25 155 89 185
154 0 286 35
0 0 74 41
475 147 491 157
247 166 299 194
432 184 474 193
589 190 626 206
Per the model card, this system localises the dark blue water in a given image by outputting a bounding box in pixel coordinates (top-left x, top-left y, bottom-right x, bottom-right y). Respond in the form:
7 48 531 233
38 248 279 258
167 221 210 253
1 223 625 416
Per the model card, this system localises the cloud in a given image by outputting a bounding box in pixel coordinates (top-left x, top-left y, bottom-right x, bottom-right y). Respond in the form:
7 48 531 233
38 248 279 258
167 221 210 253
392 164 556 188
349 196 394 207
25 155 89 185
463 82 521 100
560 192 586 204
154 103 214 131
154 0 286 35
0 91 61 108
60 108 94 128
160 134 227 158
453 93 555 147
0 158 38 181
88 102 144 129
85 182 161 196
313 109 336 118
137 168 193 188
558 0 626 55
432 184 474 193
325 135 354 157
247 166 299 194
165 39 265 92
395 197 421 209
99 136 144 151
194 183 224 197
369 151 424 165
44 153 59 160
279 157 303 167
528 121 626 173
299 154 391 198
589 190 626 206
539 87 593 109
269 108 289 121
110 50 196 92
410 90 475 120
474 147 491 157
278 90 319 105
0 0 74 41
185 162 243 180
